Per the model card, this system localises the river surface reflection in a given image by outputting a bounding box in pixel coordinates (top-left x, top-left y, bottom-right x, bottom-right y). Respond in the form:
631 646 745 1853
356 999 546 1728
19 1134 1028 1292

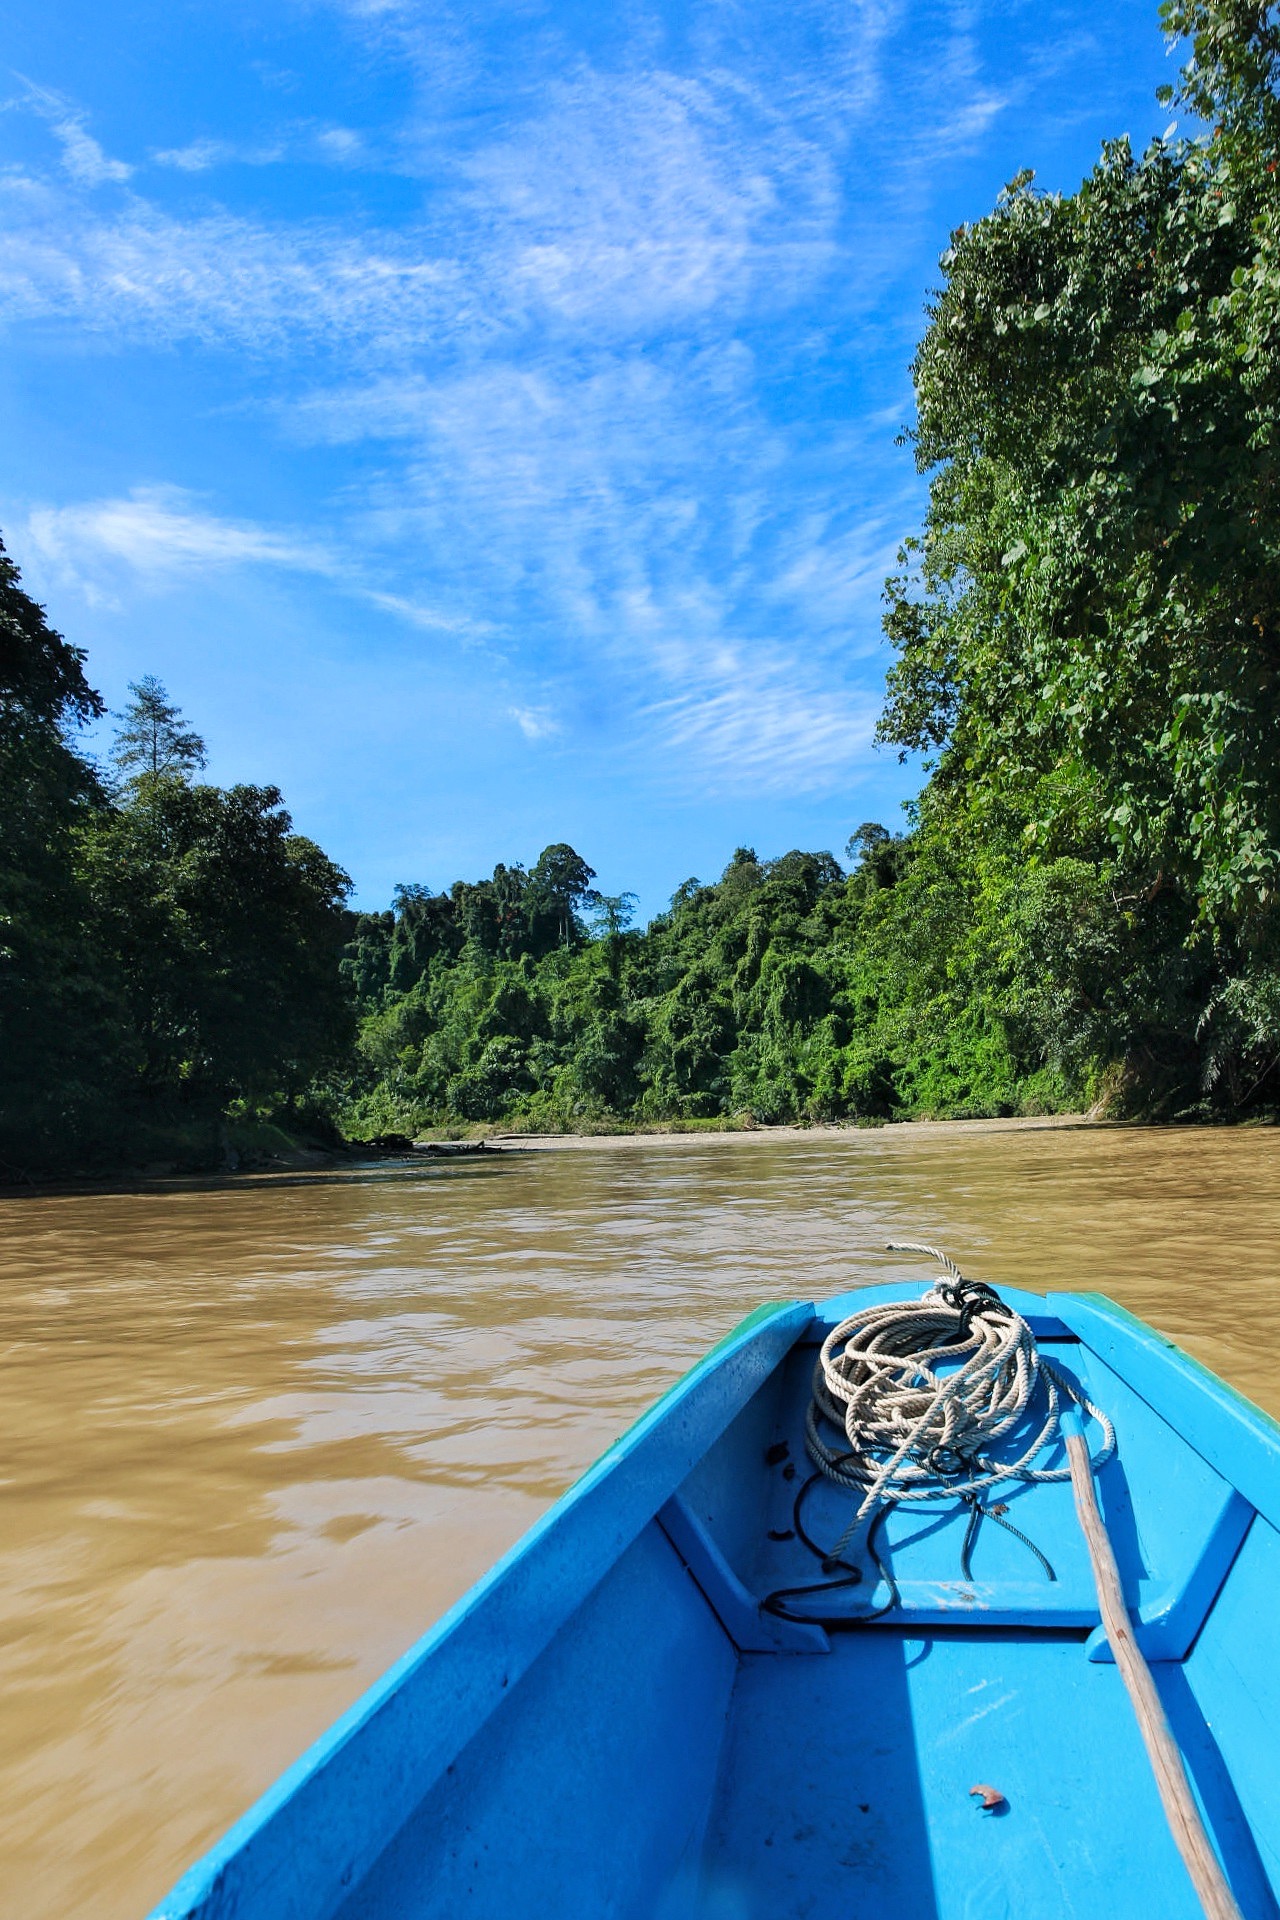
4 1118 1280 1918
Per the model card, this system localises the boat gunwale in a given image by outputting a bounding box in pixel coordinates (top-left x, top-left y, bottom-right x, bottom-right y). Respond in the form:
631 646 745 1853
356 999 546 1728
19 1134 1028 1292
1050 1291 1280 1536
147 1297 812 1920
148 1283 1280 1920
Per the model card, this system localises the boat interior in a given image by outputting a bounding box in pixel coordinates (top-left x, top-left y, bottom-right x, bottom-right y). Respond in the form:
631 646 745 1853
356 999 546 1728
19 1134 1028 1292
324 1286 1280 1920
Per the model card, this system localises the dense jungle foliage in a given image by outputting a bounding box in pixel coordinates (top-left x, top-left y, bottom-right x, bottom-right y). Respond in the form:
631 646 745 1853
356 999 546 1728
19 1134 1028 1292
340 0 1280 1138
0 553 352 1174
338 832 1073 1134
5 0 1280 1172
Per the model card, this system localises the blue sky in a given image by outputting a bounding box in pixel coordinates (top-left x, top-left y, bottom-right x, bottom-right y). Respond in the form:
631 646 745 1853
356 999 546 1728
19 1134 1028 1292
3 0 1176 917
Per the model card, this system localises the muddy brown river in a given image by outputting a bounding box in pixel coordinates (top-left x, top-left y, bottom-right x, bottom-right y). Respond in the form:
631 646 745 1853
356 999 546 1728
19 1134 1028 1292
4 1119 1280 1919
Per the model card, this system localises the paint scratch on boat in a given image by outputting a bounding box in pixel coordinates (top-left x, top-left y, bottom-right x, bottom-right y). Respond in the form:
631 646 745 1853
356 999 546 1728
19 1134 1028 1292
934 1690 1017 1743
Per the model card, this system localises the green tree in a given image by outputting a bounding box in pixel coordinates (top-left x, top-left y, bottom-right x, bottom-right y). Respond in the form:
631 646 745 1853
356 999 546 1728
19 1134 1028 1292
0 540 125 1167
587 892 639 940
526 844 597 951
0 538 360 1171
82 777 354 1126
874 0 1280 1111
112 675 208 782
881 5 1280 923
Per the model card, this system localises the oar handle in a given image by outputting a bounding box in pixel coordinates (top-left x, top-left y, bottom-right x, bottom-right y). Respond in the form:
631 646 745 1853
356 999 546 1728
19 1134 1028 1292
1064 1420 1243 1920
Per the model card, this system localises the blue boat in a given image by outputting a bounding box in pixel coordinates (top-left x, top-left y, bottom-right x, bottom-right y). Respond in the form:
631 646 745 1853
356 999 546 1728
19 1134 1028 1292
150 1275 1280 1920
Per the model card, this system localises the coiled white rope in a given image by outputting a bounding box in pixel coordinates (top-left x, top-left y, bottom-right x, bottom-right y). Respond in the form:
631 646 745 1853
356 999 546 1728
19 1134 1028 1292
794 1245 1238 1918
807 1243 1115 1559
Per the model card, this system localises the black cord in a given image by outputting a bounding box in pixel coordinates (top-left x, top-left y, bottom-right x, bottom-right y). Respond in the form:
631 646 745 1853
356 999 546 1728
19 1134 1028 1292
960 1494 983 1582
762 1492 901 1627
959 1490 1056 1582
986 1503 1057 1582
791 1470 856 1572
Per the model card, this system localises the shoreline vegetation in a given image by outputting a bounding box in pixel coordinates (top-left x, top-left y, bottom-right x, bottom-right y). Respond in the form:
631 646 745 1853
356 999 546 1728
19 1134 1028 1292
6 0 1280 1181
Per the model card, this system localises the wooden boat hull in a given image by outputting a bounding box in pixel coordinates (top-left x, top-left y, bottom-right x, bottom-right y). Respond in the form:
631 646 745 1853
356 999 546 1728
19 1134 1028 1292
148 1286 1280 1920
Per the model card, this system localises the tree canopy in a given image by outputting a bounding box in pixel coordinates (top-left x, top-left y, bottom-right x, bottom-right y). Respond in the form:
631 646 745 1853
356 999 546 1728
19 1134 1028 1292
882 0 1280 928
0 547 353 1173
112 675 208 782
6 0 1280 1168
336 0 1280 1139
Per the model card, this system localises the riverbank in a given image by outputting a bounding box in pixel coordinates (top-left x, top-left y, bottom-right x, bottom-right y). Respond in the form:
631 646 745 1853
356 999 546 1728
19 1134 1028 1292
0 1112 1094 1196
489 1113 1094 1150
22 1101 1277 1198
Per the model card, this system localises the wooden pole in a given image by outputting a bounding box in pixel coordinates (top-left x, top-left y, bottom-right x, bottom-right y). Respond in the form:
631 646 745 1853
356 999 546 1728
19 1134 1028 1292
1064 1420 1243 1920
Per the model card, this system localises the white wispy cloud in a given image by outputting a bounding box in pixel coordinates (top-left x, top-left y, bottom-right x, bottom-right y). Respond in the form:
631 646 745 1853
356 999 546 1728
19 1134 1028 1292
152 125 365 172
283 340 904 790
22 486 480 637
640 654 882 794
457 66 839 334
2 1 1002 802
0 185 469 351
53 118 132 186
15 79 132 185
359 587 486 637
0 41 856 353
152 138 283 172
27 486 317 575
508 705 559 741
315 126 364 162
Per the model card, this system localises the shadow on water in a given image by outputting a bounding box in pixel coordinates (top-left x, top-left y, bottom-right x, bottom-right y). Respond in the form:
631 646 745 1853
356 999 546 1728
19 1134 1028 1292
0 1150 532 1206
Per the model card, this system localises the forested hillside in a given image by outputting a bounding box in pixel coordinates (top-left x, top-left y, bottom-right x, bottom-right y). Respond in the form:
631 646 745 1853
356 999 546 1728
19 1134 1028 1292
341 0 1280 1138
338 834 1073 1133
4 0 1280 1172
0 549 352 1175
